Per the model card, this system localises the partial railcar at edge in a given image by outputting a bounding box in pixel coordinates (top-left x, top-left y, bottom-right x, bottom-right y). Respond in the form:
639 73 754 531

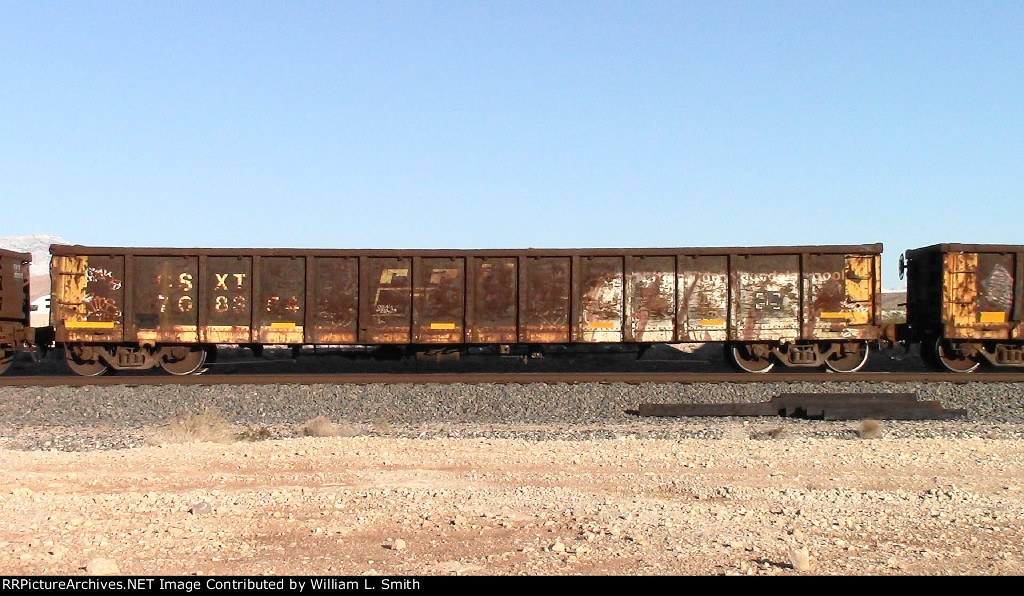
49 243 884 375
0 249 33 375
900 243 1024 372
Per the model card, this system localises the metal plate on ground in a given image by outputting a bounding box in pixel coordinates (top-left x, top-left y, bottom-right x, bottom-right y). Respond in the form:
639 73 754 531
638 393 968 420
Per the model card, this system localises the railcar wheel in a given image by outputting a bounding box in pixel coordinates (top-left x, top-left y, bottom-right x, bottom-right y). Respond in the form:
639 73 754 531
935 338 980 373
728 343 775 373
0 350 12 375
161 346 208 376
65 347 109 376
825 342 870 373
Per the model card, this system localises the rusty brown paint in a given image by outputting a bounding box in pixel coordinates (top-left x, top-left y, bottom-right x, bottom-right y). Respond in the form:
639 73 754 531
361 257 412 343
309 257 358 344
466 257 516 344
137 325 198 344
257 257 305 344
47 244 886 350
0 251 30 325
943 251 1018 340
678 255 728 342
799 254 878 340
0 250 32 355
51 254 124 343
413 257 465 344
520 257 570 343
625 256 675 342
903 244 1024 345
201 256 252 344
132 255 199 343
576 256 623 342
732 255 800 342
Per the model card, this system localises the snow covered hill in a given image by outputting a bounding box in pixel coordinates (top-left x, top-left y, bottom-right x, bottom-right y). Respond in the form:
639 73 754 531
0 233 70 277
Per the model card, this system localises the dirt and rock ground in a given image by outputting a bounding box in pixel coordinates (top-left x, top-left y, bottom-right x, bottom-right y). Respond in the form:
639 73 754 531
2 419 1023 577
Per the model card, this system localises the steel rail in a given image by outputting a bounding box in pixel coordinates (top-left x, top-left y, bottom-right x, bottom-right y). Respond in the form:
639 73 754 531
2 371 1024 387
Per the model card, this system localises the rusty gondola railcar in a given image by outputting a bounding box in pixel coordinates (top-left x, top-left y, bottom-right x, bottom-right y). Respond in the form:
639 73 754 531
0 249 33 374
900 243 1024 372
48 243 884 375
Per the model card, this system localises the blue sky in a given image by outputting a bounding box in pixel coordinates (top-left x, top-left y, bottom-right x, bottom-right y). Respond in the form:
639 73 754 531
3 1 1022 289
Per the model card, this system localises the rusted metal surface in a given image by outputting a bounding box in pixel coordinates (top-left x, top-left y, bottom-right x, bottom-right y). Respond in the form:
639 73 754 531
309 257 358 344
0 250 32 373
625 256 675 342
257 256 304 344
203 255 252 344
50 244 887 259
943 251 1017 340
678 255 728 342
48 244 884 359
413 257 464 344
802 254 875 337
520 257 570 343
903 244 1024 369
132 255 199 344
467 257 516 343
639 393 968 420
905 244 1024 340
361 257 411 343
576 256 623 342
51 254 124 343
0 249 31 327
733 254 800 341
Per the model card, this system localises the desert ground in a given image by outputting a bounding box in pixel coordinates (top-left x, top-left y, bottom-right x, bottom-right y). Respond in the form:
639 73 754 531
2 417 1023 577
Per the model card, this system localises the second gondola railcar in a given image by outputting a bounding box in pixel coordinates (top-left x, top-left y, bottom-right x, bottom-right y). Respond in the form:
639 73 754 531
901 243 1024 372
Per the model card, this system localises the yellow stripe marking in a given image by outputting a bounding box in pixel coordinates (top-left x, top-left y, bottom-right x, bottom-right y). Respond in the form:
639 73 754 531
820 312 849 319
699 319 726 327
979 311 1007 323
588 321 617 329
65 321 115 329
270 322 298 328
430 322 457 330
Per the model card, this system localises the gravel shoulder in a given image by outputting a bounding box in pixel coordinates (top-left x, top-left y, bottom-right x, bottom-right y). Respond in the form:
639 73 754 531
2 350 1024 576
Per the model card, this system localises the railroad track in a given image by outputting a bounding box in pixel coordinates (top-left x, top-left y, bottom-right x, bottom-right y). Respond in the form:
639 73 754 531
3 371 1024 387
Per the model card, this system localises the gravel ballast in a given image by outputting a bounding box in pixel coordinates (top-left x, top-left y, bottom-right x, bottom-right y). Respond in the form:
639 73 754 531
1 379 1023 451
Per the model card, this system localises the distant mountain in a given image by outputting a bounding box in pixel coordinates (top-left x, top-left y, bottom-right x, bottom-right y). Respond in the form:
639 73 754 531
0 233 70 277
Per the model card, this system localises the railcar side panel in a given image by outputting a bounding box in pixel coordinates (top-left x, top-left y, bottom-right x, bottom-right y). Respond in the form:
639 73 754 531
360 257 412 344
201 256 252 344
467 257 517 343
0 252 30 325
52 254 124 343
132 256 199 344
308 257 358 344
944 251 1019 340
678 255 729 342
519 257 570 343
731 255 800 342
625 256 675 342
575 256 623 343
257 256 305 344
800 254 878 340
0 251 31 356
413 257 465 344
